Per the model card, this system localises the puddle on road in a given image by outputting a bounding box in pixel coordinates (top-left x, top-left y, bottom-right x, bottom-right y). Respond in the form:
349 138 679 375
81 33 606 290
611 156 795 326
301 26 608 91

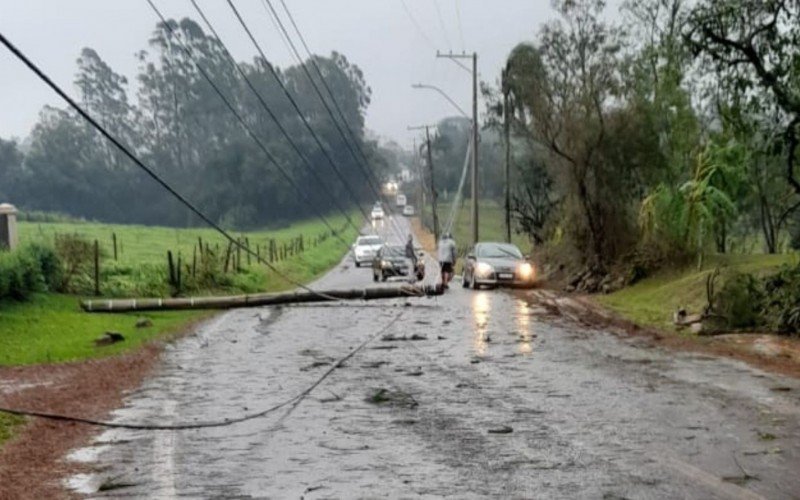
471 292 491 357
471 291 536 357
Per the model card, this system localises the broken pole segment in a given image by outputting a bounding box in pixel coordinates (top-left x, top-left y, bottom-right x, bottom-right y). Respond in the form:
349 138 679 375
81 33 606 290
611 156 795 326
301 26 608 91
80 285 443 313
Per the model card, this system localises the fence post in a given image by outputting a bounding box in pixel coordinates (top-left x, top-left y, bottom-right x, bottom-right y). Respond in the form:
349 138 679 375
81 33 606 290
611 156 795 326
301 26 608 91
112 232 117 261
245 237 251 266
94 239 100 296
236 239 242 272
176 253 182 295
167 250 176 288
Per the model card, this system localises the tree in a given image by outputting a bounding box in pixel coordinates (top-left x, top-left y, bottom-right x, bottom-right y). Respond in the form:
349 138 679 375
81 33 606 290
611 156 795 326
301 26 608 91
686 0 800 203
504 0 628 266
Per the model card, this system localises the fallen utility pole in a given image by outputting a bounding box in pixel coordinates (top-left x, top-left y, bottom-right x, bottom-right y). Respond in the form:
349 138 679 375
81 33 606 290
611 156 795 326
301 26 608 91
80 285 443 313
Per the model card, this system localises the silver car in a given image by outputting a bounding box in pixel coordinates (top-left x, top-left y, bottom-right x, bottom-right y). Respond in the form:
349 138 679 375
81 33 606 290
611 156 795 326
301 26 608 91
462 242 535 289
352 235 383 267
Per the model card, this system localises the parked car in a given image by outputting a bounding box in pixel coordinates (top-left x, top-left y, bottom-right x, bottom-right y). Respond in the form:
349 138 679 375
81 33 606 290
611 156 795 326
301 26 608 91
372 245 425 282
352 235 383 267
462 242 535 289
402 205 415 216
371 206 385 220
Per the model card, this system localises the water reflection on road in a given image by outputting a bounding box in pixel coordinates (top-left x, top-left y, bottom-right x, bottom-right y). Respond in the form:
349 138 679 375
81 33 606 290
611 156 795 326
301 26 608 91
471 291 490 357
515 297 533 355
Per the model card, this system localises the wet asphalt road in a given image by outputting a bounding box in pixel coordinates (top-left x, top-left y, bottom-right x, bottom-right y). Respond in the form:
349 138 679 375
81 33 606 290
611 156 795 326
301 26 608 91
68 216 800 499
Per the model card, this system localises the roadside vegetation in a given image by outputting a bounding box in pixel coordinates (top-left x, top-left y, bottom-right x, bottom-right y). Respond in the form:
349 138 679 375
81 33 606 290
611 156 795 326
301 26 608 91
470 0 800 336
598 254 798 332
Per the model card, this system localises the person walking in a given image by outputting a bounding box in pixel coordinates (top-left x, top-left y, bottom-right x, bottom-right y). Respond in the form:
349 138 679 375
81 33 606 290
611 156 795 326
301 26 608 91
437 232 457 289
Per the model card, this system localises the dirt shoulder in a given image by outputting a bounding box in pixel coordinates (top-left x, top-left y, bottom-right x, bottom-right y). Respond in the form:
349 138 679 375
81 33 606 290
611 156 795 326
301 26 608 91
526 288 800 379
0 314 214 499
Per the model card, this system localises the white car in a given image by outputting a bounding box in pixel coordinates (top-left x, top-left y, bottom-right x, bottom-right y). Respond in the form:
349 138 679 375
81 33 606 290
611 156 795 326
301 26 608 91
352 235 383 267
402 205 415 216
371 206 385 220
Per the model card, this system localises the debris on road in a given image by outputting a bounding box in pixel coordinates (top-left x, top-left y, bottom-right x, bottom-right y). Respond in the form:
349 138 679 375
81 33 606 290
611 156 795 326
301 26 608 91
381 333 428 341
488 425 514 434
366 388 418 408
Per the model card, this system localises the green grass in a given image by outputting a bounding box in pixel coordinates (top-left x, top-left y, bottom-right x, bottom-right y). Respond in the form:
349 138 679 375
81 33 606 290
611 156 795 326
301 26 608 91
597 253 798 331
0 293 208 366
19 215 355 267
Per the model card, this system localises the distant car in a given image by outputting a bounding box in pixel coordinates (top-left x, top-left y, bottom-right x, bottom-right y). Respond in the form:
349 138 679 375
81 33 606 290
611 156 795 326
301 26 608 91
372 245 425 282
352 235 383 267
371 206 385 220
396 193 407 207
402 205 415 216
462 242 535 289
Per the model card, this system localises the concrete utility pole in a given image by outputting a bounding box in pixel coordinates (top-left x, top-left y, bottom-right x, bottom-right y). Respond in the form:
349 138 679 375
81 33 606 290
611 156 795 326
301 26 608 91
424 125 440 242
502 68 511 243
437 51 479 245
408 125 439 242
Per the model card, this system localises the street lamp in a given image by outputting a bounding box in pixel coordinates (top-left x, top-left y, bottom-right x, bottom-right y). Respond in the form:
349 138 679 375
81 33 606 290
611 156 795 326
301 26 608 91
411 83 470 120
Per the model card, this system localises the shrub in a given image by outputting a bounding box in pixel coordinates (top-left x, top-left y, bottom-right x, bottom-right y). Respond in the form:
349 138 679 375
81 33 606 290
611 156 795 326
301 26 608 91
54 234 95 293
714 273 764 329
0 244 61 301
763 264 800 334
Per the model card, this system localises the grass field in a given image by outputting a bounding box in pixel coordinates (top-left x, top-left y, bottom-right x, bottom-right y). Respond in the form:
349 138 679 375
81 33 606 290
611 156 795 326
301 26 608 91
19 215 355 267
597 253 799 332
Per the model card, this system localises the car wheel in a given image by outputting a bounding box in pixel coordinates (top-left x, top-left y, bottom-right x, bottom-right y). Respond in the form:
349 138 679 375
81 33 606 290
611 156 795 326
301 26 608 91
355 261 361 268
381 271 387 282
462 271 469 288
372 271 378 282
471 273 480 290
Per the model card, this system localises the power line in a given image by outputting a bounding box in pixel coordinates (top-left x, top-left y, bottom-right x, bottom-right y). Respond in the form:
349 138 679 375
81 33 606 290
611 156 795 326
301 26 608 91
225 0 397 241
264 0 408 241
182 0 364 236
0 30 348 300
454 0 466 52
144 0 357 249
433 0 452 51
399 0 470 74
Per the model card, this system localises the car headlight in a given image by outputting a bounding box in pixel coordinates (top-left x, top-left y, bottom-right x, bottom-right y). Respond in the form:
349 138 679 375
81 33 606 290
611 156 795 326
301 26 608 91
518 262 534 279
476 262 493 276
381 260 391 268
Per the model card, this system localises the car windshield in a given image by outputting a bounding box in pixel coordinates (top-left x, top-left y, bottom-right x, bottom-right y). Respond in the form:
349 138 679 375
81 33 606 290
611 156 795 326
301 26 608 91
358 236 382 246
477 243 523 259
382 246 405 257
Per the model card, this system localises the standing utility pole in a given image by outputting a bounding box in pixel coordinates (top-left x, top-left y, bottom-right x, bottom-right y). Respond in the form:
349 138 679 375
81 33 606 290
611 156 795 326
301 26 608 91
425 125 440 242
502 68 511 243
409 125 439 241
437 51 479 244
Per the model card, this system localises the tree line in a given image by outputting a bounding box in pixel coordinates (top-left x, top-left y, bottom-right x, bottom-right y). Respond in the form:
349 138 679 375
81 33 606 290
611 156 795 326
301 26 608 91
484 0 800 272
0 18 392 229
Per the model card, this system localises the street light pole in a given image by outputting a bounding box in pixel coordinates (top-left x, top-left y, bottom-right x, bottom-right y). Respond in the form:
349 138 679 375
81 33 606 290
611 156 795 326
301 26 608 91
437 50 479 245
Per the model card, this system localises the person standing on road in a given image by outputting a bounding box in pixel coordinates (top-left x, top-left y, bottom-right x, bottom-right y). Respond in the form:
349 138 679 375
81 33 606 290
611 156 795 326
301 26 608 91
437 232 457 289
406 233 417 280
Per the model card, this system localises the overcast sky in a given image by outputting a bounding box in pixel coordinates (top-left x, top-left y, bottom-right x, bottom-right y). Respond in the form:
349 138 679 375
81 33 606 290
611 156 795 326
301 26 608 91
0 1 620 148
